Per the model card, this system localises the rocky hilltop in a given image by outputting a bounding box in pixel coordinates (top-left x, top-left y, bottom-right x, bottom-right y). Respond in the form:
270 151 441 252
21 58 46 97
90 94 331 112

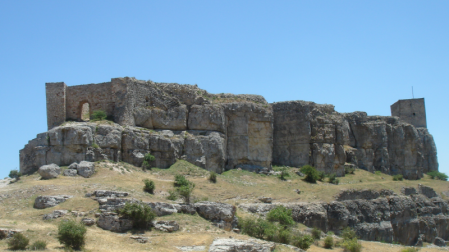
21 77 438 179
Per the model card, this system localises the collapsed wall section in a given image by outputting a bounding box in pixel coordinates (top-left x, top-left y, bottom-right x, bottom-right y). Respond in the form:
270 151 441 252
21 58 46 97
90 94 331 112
46 82 67 130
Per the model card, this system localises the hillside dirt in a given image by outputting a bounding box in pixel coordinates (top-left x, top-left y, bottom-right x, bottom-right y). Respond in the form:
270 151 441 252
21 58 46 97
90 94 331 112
1 160 448 251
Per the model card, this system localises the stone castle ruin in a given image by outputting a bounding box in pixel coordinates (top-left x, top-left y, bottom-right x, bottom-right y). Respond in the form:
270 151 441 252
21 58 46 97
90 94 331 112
20 77 438 179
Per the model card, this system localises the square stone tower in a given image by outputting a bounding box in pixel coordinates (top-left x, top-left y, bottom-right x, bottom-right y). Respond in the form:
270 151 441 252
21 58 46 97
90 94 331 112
391 98 427 128
46 82 67 130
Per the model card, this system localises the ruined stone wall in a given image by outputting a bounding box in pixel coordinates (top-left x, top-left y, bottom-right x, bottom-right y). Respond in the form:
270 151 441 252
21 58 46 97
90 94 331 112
391 98 427 128
65 82 114 121
46 82 67 130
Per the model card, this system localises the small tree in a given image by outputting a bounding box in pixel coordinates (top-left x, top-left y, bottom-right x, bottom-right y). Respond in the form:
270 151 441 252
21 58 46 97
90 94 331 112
393 174 404 181
300 165 320 183
324 235 334 249
143 179 155 194
117 202 156 229
312 227 322 240
91 110 107 121
57 220 86 250
291 234 314 250
9 170 22 180
278 167 290 181
177 184 195 204
427 171 448 181
266 205 295 227
7 233 29 250
142 153 155 170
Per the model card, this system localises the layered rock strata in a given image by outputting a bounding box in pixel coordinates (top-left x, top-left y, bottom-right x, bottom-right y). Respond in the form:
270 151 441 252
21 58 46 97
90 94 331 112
240 187 448 245
22 77 438 179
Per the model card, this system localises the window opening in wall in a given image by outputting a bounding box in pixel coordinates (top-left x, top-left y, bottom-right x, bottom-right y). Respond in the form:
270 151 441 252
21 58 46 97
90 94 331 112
81 102 90 121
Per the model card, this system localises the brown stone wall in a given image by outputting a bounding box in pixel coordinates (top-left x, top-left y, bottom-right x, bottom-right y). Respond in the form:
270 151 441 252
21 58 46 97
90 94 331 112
46 82 67 130
391 98 427 128
65 82 114 121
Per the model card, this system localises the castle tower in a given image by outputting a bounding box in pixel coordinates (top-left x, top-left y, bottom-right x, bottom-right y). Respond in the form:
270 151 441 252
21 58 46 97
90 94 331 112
391 98 427 128
46 82 67 130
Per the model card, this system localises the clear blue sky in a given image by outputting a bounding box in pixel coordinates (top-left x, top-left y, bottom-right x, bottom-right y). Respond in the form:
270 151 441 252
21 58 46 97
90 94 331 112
1 1 448 179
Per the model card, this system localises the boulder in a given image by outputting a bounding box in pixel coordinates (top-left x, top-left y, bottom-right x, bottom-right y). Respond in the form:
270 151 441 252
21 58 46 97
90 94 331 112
152 220 179 232
63 169 77 176
194 201 236 224
96 212 133 232
38 164 61 179
208 238 276 252
130 235 149 243
67 162 78 170
77 161 95 178
81 218 95 226
418 184 439 198
92 190 129 198
34 195 72 209
401 187 417 196
42 210 68 220
434 237 446 247
0 228 23 239
258 197 273 203
147 202 181 216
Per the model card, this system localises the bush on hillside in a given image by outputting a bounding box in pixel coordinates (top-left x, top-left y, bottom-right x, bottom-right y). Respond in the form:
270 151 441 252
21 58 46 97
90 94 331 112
7 233 29 250
427 171 448 181
209 172 217 183
401 248 420 252
91 110 107 121
57 220 86 250
393 174 404 181
324 235 334 249
174 174 190 187
142 153 155 170
30 240 47 250
9 170 22 180
117 202 156 229
328 173 340 184
340 238 362 252
312 227 322 240
266 205 295 227
341 227 357 240
300 165 320 183
167 189 178 201
143 179 155 194
345 166 355 174
291 234 314 250
240 217 270 239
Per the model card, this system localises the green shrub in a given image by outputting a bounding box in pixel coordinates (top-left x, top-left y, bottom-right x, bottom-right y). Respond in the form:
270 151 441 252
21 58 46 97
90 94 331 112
177 184 195 204
328 173 340 184
142 153 155 170
30 240 47 250
91 143 100 149
341 227 357 240
116 202 156 229
9 170 22 180
375 170 381 175
324 235 334 249
266 205 295 227
393 174 403 181
300 165 320 183
340 238 362 252
291 234 314 250
317 171 325 181
345 166 355 174
167 190 178 200
57 219 86 250
174 174 191 187
427 171 448 181
143 179 155 194
264 224 291 244
91 110 107 121
7 233 29 250
209 172 217 183
240 217 270 239
401 248 420 252
312 227 322 240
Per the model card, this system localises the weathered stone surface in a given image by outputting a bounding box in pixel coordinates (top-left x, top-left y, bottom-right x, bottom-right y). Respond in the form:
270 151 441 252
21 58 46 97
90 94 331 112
81 218 95 226
67 162 78 170
147 202 180 216
335 189 395 201
259 197 273 203
92 190 129 198
194 201 236 224
38 164 61 179
208 238 276 252
34 195 72 209
401 187 417 196
77 161 95 178
188 105 225 133
419 184 439 198
152 220 179 232
42 210 68 220
130 235 149 243
0 228 23 239
97 212 133 232
63 168 77 176
97 197 137 212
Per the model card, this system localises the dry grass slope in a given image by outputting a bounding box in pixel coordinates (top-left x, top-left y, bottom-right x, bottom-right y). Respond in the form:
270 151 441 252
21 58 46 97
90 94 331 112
0 160 447 251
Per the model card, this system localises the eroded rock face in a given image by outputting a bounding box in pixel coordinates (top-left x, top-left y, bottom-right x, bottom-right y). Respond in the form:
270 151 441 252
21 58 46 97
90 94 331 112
77 161 95 178
97 212 133 232
239 186 449 246
194 201 237 230
152 220 179 232
38 164 61 179
34 195 72 209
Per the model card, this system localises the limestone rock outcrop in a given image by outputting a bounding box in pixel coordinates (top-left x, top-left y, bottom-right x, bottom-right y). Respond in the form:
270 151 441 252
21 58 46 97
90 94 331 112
34 195 72 209
22 77 438 179
239 186 449 245
208 238 276 252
